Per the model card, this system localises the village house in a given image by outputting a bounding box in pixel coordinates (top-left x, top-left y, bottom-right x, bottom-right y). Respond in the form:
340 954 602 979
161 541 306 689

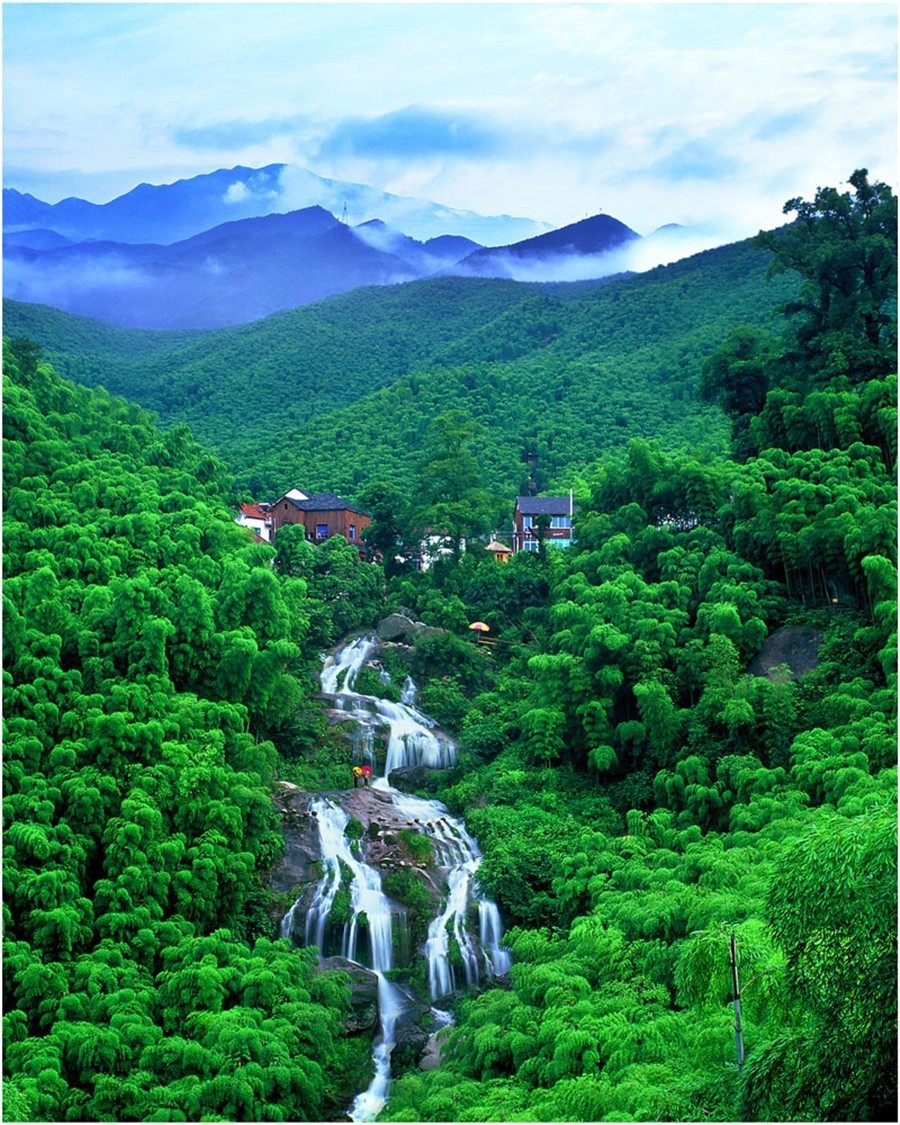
484 539 512 563
235 501 274 542
270 488 372 546
512 495 577 553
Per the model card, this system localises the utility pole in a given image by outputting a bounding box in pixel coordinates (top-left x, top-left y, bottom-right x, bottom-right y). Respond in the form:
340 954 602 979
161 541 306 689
730 931 745 1073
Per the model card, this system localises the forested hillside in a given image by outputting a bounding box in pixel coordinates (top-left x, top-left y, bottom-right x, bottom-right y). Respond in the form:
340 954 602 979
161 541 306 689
4 233 799 500
372 170 898 1123
3 169 896 1123
1 341 387 1120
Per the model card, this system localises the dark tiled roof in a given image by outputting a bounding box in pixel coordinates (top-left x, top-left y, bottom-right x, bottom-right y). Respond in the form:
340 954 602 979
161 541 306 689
515 496 576 516
283 491 370 516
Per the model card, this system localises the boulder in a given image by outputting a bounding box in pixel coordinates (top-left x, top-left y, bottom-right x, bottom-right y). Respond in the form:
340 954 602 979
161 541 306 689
376 614 446 645
318 957 380 1033
268 785 322 894
392 1021 432 1072
749 625 823 681
388 765 444 794
377 613 419 642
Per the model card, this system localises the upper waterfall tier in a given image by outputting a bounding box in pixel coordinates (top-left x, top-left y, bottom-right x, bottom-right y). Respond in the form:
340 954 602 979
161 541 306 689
321 634 457 780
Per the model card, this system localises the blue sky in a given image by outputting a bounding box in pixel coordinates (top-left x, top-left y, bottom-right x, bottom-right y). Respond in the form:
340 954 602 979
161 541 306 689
3 1 897 241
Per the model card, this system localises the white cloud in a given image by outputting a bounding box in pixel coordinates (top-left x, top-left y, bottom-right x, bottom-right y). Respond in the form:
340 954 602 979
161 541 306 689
223 182 250 204
2 2 896 237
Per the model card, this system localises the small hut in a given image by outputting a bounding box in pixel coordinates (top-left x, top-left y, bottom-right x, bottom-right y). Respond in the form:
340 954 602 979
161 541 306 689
485 540 512 564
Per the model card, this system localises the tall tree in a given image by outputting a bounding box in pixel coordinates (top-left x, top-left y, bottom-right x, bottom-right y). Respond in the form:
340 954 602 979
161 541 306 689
414 410 495 561
756 168 897 387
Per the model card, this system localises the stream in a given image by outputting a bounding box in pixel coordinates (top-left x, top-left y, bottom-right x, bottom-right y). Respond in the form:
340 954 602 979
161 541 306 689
282 634 510 1121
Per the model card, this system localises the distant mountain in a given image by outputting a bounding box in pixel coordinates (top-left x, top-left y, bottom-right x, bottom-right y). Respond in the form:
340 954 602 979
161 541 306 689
3 228 75 250
4 233 801 500
452 213 641 281
354 220 482 274
2 196 651 329
3 164 549 246
4 165 692 329
3 206 463 329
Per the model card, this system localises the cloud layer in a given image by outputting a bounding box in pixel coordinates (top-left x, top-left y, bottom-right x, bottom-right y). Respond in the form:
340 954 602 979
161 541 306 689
3 2 896 240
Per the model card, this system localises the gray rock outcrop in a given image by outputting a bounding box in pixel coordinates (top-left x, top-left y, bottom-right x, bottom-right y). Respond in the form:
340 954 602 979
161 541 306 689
318 957 380 1032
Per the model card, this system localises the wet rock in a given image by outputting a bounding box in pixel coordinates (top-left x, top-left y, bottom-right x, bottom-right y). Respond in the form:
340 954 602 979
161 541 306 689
388 765 444 794
318 957 380 1033
376 614 446 645
419 1029 447 1071
268 786 321 894
377 614 419 642
389 1021 432 1071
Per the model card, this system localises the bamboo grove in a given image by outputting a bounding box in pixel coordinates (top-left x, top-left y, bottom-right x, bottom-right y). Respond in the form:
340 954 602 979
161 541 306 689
3 170 897 1122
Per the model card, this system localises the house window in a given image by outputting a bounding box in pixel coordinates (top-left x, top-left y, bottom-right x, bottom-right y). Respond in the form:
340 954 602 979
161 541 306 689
523 540 539 552
523 516 533 528
349 524 356 541
551 516 572 529
316 524 328 540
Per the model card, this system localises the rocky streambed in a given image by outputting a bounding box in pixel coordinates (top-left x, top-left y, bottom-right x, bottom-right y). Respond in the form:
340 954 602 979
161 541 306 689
268 625 510 1120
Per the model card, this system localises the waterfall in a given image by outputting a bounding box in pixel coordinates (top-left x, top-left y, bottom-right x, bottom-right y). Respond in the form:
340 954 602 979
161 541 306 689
480 900 513 976
322 636 455 779
349 974 406 1122
321 634 378 695
391 791 496 1000
302 795 408 1122
378 700 456 778
302 800 349 953
285 633 511 1119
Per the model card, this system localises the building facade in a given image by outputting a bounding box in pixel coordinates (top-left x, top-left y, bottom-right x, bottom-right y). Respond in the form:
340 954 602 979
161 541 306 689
271 488 372 546
512 495 577 553
236 502 273 542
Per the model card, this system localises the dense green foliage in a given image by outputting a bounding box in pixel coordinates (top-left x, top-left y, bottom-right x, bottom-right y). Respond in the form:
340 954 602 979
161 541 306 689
376 172 897 1123
4 234 798 502
1 343 387 1120
3 171 895 1123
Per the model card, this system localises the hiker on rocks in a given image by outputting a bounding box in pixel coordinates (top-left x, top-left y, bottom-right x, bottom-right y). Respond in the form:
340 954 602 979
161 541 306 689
360 765 373 788
352 766 363 789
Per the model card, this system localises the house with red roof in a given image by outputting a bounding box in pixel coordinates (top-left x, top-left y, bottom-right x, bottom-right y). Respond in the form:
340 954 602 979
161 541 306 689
236 501 273 542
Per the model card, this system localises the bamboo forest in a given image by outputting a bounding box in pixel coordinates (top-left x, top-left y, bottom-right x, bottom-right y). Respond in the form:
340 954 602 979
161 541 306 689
3 171 897 1123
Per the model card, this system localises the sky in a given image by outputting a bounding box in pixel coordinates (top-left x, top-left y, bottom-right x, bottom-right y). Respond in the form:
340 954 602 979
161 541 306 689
2 0 897 244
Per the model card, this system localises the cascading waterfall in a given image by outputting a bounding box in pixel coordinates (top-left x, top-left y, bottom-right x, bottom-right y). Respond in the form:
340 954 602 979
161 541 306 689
321 634 376 695
304 795 408 1122
285 634 510 1121
390 790 487 999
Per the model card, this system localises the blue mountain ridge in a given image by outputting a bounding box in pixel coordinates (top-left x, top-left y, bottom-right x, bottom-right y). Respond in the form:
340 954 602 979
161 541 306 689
3 164 549 246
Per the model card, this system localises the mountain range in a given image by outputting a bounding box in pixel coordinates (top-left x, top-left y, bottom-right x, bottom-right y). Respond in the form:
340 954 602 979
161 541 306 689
3 164 655 329
2 164 550 245
3 230 799 501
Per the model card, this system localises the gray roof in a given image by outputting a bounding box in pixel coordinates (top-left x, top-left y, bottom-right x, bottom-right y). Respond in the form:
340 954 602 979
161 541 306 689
281 491 370 516
515 496 575 516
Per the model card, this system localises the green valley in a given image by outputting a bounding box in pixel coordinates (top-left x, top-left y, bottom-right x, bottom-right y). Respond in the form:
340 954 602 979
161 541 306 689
4 234 798 501
3 170 896 1123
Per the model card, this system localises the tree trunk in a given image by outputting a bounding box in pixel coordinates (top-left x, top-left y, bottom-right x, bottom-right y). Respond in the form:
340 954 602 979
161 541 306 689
730 932 745 1073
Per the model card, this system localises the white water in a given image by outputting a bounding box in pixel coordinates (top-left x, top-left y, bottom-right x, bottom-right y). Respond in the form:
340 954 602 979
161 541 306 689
288 634 511 1120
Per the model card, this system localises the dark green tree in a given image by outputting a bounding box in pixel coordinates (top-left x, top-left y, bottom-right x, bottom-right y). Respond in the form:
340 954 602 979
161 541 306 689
414 410 495 561
756 168 897 387
741 802 897 1121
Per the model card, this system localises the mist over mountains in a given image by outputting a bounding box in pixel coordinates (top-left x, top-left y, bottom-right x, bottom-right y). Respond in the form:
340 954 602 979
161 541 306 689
3 164 548 245
2 163 705 329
